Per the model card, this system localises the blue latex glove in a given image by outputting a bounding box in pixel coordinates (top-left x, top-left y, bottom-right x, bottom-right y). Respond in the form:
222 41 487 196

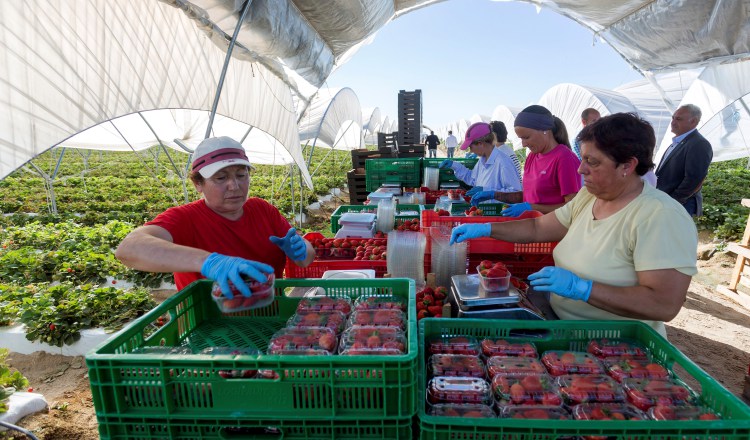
527 266 592 301
501 202 532 217
465 186 484 197
201 253 274 298
439 159 453 169
270 227 308 261
465 153 477 159
449 223 491 245
470 190 495 206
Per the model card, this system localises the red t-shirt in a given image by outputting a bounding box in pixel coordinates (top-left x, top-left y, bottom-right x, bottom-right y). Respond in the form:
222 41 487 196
145 198 291 290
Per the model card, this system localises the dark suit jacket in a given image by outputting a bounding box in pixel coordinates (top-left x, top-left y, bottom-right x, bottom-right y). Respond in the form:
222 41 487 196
655 130 713 215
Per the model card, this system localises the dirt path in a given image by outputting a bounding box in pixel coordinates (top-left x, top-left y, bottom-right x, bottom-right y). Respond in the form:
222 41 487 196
2 240 749 439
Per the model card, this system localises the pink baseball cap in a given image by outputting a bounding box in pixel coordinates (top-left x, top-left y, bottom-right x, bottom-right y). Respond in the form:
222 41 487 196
460 122 492 150
191 136 253 178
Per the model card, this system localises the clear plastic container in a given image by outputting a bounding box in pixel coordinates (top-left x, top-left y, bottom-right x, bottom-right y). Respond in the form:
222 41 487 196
481 338 538 358
199 347 261 378
376 198 395 232
211 273 275 313
338 326 406 355
556 374 625 404
428 354 486 378
492 374 562 407
432 227 468 288
267 327 337 355
602 356 670 382
428 335 481 356
296 296 352 315
347 309 405 329
621 378 696 411
498 405 571 419
648 404 721 420
540 351 605 376
572 403 647 421
286 310 347 333
476 265 511 292
386 230 426 286
486 356 547 378
427 376 492 405
587 338 650 358
428 403 495 418
353 294 407 311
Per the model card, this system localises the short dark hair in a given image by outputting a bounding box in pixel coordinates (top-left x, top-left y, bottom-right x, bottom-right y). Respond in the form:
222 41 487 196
490 121 508 143
577 112 655 176
581 108 600 120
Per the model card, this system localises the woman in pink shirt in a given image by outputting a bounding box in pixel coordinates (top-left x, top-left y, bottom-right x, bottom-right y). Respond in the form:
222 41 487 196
501 105 582 216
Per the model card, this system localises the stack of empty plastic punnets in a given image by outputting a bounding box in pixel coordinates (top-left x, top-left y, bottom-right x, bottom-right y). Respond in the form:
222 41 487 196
423 167 440 191
336 212 376 238
376 198 395 232
430 225 468 287
386 230 426 287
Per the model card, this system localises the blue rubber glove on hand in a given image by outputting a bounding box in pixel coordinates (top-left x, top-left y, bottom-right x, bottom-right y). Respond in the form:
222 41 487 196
449 223 491 245
465 186 484 197
201 253 274 298
439 159 453 169
465 153 477 159
527 266 592 301
270 227 308 261
501 202 532 217
470 190 495 206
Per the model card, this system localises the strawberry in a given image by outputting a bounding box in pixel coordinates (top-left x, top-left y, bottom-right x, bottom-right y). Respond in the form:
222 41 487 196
417 310 429 320
427 305 442 316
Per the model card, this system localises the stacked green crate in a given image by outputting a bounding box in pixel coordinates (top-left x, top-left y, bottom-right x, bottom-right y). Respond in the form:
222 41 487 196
87 278 417 439
330 204 423 233
422 158 478 187
418 318 750 440
365 158 422 191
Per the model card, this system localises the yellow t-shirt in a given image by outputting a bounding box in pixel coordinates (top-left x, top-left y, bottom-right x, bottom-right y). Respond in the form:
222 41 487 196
551 183 698 337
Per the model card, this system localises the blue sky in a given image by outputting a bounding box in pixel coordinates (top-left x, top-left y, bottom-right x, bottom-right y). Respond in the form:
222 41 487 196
325 0 644 129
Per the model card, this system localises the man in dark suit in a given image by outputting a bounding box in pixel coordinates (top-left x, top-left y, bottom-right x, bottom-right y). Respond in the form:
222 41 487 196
656 104 713 216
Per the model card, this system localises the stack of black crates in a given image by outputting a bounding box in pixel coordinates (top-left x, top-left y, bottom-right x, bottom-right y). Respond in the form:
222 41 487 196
397 89 425 158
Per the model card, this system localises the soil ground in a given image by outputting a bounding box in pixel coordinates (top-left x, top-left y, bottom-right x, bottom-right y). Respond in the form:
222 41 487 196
2 205 750 439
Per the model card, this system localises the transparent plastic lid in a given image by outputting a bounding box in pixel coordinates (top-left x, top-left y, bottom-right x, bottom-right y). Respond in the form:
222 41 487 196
428 335 481 356
572 403 647 421
587 338 650 358
481 338 538 358
338 326 406 355
427 376 492 405
296 296 352 315
286 310 347 333
648 404 721 421
498 405 571 419
487 356 547 377
540 351 605 376
621 378 696 411
267 327 337 355
428 354 486 379
556 374 625 405
428 403 495 418
492 374 562 407
602 356 670 382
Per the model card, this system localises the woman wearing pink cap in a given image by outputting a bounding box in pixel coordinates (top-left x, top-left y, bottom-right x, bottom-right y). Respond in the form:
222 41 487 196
438 122 522 201
468 105 581 216
116 136 314 298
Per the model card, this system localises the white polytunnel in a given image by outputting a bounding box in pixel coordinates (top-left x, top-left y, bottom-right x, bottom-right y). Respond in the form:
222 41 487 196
362 107 382 145
297 87 364 151
538 83 638 144
3 0 750 184
0 0 312 187
491 105 523 149
659 61 750 163
59 109 297 167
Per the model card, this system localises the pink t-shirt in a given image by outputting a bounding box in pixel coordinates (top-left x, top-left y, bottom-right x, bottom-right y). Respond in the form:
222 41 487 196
523 145 582 204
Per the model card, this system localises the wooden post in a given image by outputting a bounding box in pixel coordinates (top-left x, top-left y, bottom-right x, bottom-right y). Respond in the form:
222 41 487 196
717 199 750 311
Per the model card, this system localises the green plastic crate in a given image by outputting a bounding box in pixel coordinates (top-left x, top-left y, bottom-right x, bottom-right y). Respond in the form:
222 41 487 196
422 158 478 185
86 278 417 422
365 158 422 191
97 415 412 440
418 319 750 440
331 204 423 233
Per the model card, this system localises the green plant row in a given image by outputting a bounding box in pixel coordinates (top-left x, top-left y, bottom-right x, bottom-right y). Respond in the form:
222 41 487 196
696 158 750 240
1 282 156 346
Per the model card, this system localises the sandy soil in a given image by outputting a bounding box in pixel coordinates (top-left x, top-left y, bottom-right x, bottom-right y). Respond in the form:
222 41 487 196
2 237 749 439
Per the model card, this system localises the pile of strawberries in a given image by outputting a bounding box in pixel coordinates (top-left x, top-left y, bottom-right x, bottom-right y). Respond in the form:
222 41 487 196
416 285 448 320
311 232 387 261
395 218 420 231
464 206 484 216
477 260 509 278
